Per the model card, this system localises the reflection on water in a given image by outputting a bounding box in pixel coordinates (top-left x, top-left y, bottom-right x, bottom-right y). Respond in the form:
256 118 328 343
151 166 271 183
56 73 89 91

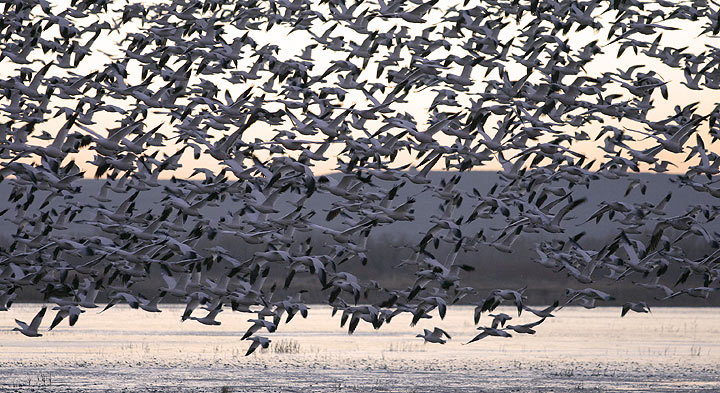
1 304 719 392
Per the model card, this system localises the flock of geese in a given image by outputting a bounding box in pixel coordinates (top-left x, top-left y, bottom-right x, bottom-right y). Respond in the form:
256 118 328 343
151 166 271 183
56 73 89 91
1 0 720 354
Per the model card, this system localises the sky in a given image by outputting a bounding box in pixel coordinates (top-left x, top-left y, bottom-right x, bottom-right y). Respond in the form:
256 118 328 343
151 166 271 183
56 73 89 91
1 0 718 179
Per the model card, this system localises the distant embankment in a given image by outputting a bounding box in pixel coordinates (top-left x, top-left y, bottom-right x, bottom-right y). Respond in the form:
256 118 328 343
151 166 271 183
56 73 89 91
1 171 718 307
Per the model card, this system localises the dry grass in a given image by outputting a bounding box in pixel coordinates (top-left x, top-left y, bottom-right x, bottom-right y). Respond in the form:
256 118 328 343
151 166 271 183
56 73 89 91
385 342 426 352
271 339 302 354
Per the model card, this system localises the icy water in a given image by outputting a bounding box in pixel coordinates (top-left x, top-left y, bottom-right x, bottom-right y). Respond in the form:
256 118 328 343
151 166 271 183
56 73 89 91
1 305 719 392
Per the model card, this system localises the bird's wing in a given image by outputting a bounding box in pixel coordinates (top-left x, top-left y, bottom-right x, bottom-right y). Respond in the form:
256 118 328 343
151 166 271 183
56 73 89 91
409 0 439 17
14 319 29 330
245 340 260 356
466 331 488 344
434 327 451 339
524 317 547 328
29 306 47 330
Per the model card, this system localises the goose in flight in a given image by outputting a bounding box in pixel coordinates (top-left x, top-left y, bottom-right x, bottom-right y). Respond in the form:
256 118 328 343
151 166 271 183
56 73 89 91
477 288 526 317
560 288 614 310
625 114 710 154
241 319 277 340
12 61 54 99
13 306 47 337
621 301 650 317
403 151 443 185
189 304 223 326
489 225 524 253
523 301 560 318
49 305 85 331
486 313 512 328
377 0 439 23
245 335 271 356
466 327 512 344
505 317 547 335
417 327 451 344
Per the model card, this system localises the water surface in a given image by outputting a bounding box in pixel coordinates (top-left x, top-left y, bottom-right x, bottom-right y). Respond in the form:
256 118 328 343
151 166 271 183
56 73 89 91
1 304 718 392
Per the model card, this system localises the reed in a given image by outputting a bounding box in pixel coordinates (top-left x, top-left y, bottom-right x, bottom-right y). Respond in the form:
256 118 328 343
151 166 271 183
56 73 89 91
272 339 302 354
385 342 427 352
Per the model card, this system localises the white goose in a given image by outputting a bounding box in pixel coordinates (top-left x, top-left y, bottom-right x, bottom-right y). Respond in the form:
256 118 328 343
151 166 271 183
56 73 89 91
416 327 451 344
13 306 47 337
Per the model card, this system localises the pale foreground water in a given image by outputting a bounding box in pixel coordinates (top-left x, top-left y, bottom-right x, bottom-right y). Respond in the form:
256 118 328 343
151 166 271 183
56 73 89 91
1 304 719 392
